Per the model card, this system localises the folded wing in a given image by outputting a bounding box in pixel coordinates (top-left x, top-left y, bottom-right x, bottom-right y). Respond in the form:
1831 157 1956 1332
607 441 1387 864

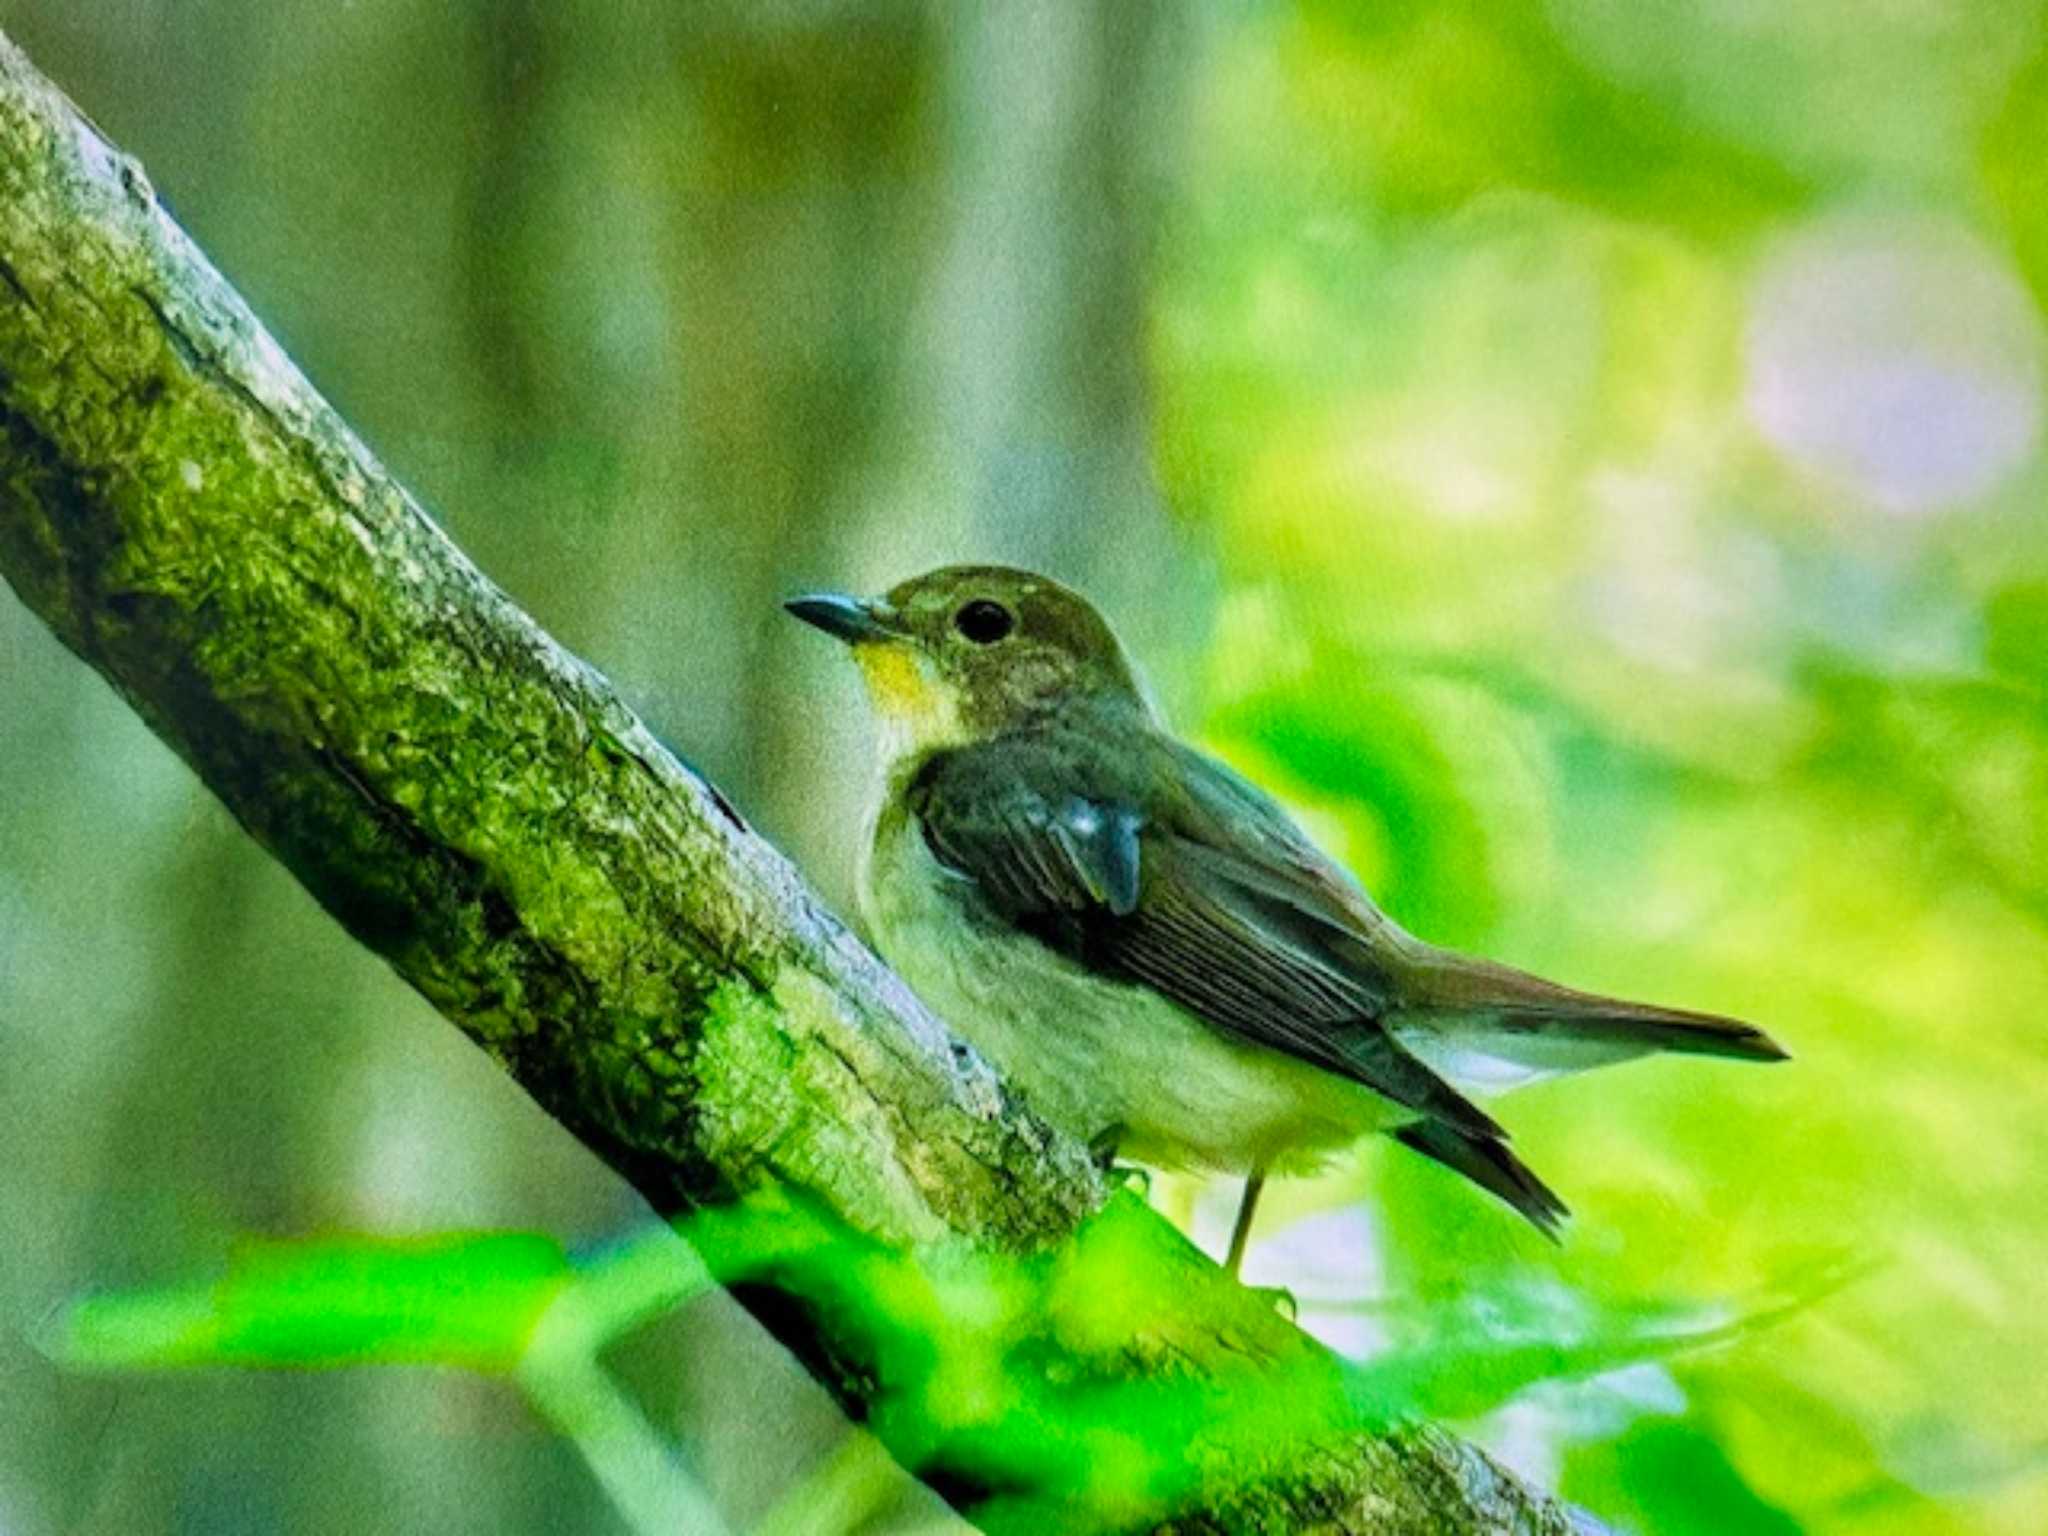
908 726 1564 1227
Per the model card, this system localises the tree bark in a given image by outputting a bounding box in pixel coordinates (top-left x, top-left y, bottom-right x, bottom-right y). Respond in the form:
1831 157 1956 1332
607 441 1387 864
0 30 1602 1536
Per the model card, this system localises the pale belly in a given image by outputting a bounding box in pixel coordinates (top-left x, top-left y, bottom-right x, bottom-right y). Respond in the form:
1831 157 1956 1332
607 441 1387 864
861 813 1403 1175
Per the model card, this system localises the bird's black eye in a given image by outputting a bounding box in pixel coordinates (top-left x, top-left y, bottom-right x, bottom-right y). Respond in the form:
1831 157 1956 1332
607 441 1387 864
953 599 1015 645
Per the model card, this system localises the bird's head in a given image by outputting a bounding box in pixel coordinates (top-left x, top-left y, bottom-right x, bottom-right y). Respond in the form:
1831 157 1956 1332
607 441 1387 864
785 564 1146 758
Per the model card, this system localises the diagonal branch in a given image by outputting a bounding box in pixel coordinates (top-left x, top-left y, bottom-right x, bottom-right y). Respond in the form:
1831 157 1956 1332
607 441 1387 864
0 30 1601 1535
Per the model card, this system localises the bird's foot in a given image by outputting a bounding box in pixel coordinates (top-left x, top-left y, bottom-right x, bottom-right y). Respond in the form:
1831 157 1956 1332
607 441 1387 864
1089 1123 1124 1169
1088 1127 1151 1200
1108 1163 1152 1200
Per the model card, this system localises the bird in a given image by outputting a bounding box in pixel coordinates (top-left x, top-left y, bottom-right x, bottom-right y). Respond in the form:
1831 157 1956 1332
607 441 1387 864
785 565 1786 1274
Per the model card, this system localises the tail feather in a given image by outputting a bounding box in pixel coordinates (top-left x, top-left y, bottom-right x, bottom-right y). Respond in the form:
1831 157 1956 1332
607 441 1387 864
1528 1005 1787 1063
1393 1120 1568 1238
1384 949 1781 1232
1396 949 1787 1086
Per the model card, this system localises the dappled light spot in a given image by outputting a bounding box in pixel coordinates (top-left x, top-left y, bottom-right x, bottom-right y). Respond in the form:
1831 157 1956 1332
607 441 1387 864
1744 212 2044 516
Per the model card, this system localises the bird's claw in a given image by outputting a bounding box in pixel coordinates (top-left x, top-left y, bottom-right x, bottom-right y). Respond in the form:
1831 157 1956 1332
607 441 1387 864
1089 1125 1150 1199
1108 1162 1152 1200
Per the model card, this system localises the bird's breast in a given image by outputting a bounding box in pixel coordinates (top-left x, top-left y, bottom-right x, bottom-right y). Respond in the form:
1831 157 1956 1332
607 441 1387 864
859 807 1397 1174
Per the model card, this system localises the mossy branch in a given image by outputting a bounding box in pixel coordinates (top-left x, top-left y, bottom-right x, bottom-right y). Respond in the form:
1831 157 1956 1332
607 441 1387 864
0 30 1603 1535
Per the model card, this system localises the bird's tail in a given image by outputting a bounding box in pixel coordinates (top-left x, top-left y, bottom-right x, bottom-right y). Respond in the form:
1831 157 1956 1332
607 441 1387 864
1389 948 1787 1092
1394 1118 1570 1237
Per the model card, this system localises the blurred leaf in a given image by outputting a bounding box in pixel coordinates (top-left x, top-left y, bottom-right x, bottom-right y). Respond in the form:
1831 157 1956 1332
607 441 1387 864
1286 1 1814 235
1565 1418 1804 1536
1985 582 2048 689
48 1232 572 1373
1983 38 2048 314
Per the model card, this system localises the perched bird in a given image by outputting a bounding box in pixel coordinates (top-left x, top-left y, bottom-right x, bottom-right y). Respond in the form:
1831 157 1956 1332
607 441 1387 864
787 566 1786 1273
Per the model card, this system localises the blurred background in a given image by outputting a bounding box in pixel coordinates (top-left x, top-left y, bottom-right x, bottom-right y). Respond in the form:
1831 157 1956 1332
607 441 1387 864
2 2 2046 1533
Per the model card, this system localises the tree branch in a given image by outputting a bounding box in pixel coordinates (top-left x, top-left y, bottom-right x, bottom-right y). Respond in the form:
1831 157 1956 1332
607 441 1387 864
0 30 1602 1535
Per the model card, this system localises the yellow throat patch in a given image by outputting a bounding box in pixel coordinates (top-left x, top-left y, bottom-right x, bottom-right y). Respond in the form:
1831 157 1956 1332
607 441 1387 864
853 643 968 756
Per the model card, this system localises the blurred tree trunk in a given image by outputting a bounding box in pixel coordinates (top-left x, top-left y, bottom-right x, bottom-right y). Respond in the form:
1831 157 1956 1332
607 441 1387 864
0 28 1600 1536
747 1 1213 914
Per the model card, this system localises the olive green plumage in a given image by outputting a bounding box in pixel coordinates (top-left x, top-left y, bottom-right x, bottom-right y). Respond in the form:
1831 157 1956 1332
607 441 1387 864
788 565 1785 1265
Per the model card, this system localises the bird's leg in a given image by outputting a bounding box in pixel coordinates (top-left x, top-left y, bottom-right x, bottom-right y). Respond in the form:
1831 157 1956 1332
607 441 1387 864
1226 1167 1296 1315
1090 1123 1151 1198
1089 1123 1123 1171
1225 1165 1267 1278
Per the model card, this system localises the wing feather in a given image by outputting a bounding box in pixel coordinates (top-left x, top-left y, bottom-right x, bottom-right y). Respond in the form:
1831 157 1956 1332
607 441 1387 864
906 729 1501 1141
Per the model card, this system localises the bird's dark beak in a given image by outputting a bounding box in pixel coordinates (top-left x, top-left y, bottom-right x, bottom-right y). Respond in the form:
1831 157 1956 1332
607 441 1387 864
782 591 903 646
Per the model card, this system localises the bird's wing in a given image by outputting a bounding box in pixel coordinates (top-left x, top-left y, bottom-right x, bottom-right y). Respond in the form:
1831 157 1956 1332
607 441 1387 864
907 729 1501 1141
1164 739 1785 1074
